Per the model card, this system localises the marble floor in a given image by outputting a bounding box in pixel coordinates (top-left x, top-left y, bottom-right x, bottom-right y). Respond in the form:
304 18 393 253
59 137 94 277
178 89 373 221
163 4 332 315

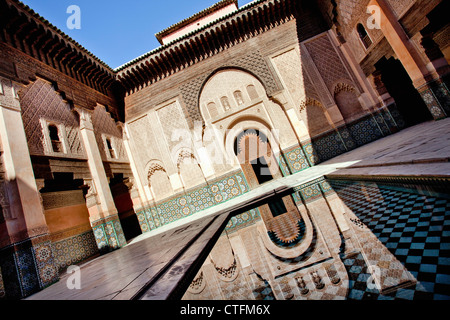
26 118 450 300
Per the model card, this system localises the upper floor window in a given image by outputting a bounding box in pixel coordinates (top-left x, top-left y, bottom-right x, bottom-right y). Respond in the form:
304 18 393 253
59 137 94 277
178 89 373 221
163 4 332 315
105 137 117 159
221 96 231 111
247 85 258 100
357 23 372 49
233 90 244 106
48 124 63 153
207 102 218 118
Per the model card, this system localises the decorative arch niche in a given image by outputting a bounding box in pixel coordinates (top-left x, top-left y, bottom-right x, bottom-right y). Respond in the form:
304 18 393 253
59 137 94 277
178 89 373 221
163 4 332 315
146 161 173 201
175 149 206 190
333 82 365 122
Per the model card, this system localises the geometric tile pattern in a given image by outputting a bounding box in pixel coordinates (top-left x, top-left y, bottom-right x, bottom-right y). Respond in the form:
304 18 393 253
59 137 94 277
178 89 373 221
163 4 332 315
0 236 59 299
136 171 250 233
249 271 276 301
346 116 384 147
301 142 320 166
225 208 261 234
52 231 99 273
418 79 449 120
311 130 347 163
330 180 450 300
32 240 58 289
92 216 127 253
293 176 328 204
284 146 310 174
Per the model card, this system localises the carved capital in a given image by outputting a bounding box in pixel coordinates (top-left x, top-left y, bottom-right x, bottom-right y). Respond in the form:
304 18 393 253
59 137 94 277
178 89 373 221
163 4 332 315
81 178 98 207
74 107 94 131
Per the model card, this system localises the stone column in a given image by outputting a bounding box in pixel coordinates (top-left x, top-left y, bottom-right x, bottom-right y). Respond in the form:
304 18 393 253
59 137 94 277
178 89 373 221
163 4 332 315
122 124 151 208
76 107 126 252
0 78 58 298
419 32 450 116
369 0 448 119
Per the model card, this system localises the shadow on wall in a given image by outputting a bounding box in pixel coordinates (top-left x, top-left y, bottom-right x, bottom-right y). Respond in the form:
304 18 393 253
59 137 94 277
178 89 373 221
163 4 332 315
109 174 142 241
290 1 432 167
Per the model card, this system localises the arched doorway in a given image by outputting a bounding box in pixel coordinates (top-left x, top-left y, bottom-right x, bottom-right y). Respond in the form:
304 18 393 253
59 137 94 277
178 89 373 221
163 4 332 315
232 129 306 249
233 129 281 188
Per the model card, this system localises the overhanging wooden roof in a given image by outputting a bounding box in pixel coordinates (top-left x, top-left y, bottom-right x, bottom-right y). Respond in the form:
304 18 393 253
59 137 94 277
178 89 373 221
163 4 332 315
0 0 116 94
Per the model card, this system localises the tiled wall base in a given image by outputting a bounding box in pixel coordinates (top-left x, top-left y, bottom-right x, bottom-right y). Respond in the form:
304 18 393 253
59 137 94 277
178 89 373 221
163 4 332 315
0 235 59 299
136 171 250 233
418 77 450 120
283 145 310 174
301 110 402 165
225 208 261 234
52 231 99 273
91 215 127 253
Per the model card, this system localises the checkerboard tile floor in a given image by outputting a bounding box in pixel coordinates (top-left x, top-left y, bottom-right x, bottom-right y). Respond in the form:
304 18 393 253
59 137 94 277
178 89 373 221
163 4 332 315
330 180 450 300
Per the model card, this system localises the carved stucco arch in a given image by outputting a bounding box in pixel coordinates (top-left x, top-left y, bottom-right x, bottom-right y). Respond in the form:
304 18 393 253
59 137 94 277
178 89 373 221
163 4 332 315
224 115 281 164
332 79 361 97
180 51 282 128
146 160 167 187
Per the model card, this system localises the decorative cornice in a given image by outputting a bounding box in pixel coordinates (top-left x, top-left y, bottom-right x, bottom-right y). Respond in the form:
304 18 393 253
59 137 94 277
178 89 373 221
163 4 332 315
155 0 239 44
0 0 116 94
116 0 300 94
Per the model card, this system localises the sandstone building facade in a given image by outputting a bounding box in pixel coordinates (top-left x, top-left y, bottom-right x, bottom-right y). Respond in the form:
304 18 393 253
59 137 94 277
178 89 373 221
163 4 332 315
0 0 448 300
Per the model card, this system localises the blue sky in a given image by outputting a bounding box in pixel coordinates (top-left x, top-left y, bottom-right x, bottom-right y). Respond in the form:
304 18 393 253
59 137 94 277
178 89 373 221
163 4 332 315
20 0 255 69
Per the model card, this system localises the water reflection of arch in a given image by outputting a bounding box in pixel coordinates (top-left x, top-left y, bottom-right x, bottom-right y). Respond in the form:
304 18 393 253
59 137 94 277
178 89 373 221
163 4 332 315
257 202 316 260
227 123 312 255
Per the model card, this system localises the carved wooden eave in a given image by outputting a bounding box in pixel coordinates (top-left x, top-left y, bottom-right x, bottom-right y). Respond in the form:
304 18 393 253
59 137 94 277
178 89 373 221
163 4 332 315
155 0 239 45
116 0 300 95
0 0 116 95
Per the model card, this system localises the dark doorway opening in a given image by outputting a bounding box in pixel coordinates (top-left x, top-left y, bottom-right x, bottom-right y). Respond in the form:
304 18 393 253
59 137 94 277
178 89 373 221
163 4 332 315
251 157 273 185
375 57 433 127
268 196 288 218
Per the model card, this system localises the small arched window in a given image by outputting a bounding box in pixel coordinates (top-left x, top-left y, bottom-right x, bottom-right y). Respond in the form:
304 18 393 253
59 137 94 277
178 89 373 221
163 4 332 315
106 137 117 159
207 102 218 118
357 23 372 49
221 96 231 111
48 124 62 153
246 85 258 100
233 90 244 106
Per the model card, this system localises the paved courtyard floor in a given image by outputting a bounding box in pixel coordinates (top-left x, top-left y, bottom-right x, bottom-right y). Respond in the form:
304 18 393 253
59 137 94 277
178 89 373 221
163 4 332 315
27 118 450 300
